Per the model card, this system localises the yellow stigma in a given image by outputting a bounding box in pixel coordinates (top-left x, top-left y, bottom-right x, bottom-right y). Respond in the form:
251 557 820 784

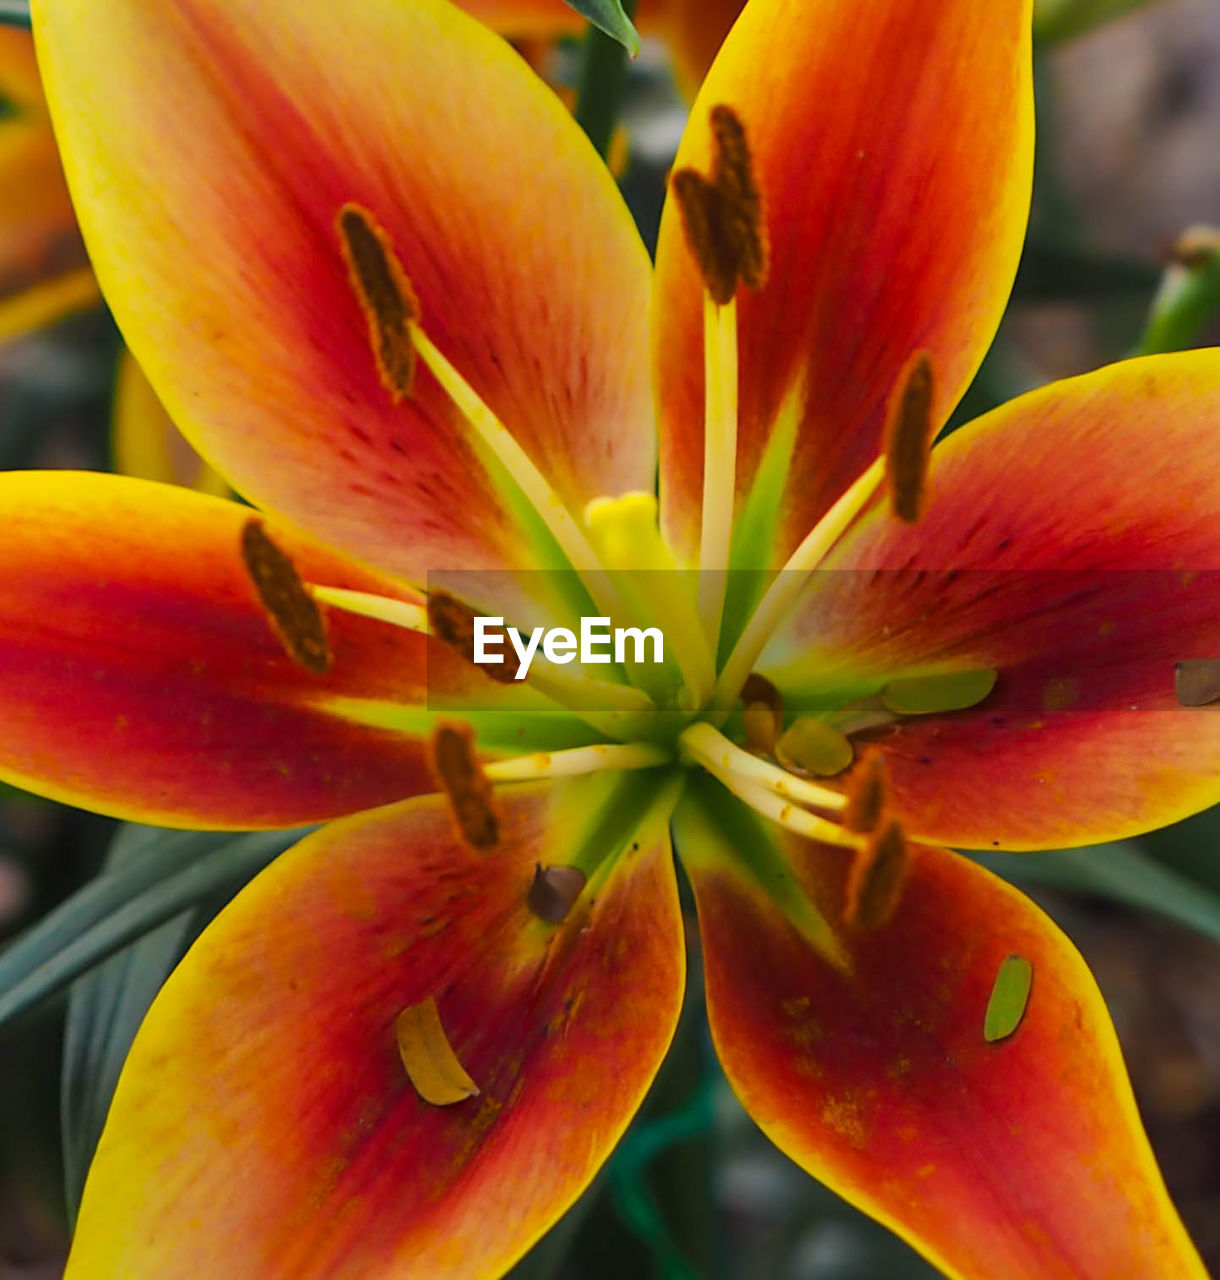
240 520 331 673
337 203 419 401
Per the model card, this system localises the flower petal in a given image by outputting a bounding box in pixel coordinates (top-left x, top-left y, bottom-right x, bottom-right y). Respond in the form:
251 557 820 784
0 470 586 828
111 348 229 496
33 0 654 584
674 778 1206 1280
68 777 684 1279
765 351 1220 849
652 0 1034 568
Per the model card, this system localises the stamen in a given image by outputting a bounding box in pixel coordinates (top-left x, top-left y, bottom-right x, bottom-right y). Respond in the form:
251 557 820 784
680 722 847 816
484 741 670 782
671 104 767 305
842 750 888 834
310 585 428 634
775 717 854 778
845 819 908 929
431 724 498 851
742 671 783 752
395 995 479 1105
743 703 779 754
709 456 887 723
1175 659 1220 707
883 352 935 524
408 324 626 624
983 954 1033 1044
721 773 861 849
425 592 653 734
881 668 998 716
427 592 516 685
527 863 588 924
337 204 419 401
336 203 626 627
697 293 738 647
240 521 331 673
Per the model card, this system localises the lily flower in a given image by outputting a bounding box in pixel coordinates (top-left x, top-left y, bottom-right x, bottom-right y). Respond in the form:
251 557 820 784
6 0 1218 1274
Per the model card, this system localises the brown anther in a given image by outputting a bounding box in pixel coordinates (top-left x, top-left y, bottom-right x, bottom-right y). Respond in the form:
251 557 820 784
1175 659 1220 707
883 351 936 524
427 593 516 684
845 818 908 930
741 672 783 753
527 863 588 924
239 520 331 673
337 203 420 402
842 750 888 833
430 724 498 850
671 103 768 305
1166 225 1220 270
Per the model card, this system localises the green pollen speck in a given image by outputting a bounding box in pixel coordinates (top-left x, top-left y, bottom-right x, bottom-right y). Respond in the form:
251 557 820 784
984 954 1033 1044
881 667 998 717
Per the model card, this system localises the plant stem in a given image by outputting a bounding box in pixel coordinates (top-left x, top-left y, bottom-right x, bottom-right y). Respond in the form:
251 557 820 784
1133 235 1220 356
574 0 637 160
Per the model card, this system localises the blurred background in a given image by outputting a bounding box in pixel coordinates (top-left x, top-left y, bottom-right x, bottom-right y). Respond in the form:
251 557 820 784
3 1 1220 1276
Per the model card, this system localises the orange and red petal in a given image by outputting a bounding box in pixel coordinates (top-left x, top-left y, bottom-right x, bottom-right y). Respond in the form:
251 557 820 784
765 351 1220 849
0 471 584 828
653 0 1033 568
68 776 685 1279
675 778 1205 1280
33 0 655 587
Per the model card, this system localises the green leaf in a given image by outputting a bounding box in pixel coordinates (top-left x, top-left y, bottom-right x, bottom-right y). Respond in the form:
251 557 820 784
57 824 305 1220
564 0 639 54
0 824 310 1027
60 906 201 1224
971 842 1220 947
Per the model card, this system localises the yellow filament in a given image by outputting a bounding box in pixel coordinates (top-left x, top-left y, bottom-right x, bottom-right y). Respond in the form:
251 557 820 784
485 741 671 783
408 323 625 624
697 294 738 650
309 585 428 633
713 771 862 849
680 721 846 814
709 456 886 722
